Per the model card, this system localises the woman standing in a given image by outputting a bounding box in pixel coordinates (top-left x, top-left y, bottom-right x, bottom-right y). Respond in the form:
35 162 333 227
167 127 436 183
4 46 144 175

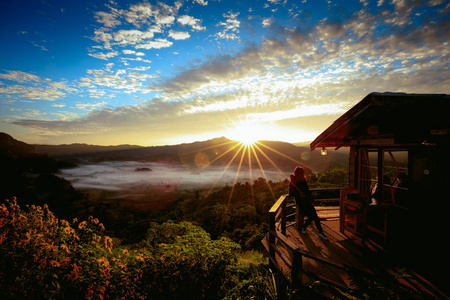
289 166 328 240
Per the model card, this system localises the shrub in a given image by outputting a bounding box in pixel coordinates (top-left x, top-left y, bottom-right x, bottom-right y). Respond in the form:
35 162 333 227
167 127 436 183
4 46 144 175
0 199 241 299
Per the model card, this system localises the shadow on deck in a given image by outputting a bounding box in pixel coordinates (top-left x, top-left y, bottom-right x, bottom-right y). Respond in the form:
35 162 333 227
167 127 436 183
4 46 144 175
262 198 448 299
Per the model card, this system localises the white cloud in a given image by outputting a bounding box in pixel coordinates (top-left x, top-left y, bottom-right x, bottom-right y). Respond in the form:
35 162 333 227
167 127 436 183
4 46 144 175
95 10 121 28
113 29 157 44
169 30 191 40
194 0 208 5
122 49 145 56
76 101 108 111
88 51 119 60
214 11 240 40
0 71 77 101
156 15 176 25
177 15 206 31
136 38 173 49
262 17 273 27
0 70 41 83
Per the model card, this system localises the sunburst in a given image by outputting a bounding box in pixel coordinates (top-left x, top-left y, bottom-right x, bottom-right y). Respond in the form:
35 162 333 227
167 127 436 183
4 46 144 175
181 119 312 206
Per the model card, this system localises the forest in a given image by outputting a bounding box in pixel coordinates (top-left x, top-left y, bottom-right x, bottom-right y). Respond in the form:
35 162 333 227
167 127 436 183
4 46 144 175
1 166 348 299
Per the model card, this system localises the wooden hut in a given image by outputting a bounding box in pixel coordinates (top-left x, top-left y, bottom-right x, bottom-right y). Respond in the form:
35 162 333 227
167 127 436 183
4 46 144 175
310 92 450 261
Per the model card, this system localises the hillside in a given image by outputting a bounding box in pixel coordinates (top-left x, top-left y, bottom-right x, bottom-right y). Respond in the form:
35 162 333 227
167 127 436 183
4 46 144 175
34 137 348 173
0 132 81 217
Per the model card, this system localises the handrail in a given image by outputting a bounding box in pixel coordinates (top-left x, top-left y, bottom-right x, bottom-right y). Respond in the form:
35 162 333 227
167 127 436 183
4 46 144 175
267 188 346 288
310 187 344 204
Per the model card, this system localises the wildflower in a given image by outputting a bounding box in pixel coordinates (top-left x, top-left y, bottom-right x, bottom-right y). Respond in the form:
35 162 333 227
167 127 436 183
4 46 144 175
60 258 70 267
67 263 80 281
78 221 87 229
50 260 60 267
135 255 145 262
60 244 70 253
123 249 129 257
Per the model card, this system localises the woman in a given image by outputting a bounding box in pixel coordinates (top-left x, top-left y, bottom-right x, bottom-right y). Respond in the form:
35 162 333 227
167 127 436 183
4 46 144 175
289 166 328 240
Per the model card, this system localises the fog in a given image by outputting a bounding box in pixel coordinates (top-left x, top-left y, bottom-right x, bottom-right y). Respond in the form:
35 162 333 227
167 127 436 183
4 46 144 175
59 161 289 191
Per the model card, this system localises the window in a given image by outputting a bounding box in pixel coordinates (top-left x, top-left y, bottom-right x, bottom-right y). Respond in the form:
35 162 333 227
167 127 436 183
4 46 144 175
358 148 408 205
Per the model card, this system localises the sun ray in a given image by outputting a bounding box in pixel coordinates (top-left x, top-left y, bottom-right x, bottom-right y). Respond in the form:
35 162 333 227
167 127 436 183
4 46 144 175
228 143 247 205
247 144 254 206
182 140 238 156
252 142 288 178
204 143 246 198
250 144 276 201
256 141 314 171
191 141 242 174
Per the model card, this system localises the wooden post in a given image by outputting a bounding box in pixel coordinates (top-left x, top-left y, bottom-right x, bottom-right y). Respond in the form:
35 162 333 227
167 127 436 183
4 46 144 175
281 198 286 235
291 249 303 288
269 211 276 269
295 204 303 231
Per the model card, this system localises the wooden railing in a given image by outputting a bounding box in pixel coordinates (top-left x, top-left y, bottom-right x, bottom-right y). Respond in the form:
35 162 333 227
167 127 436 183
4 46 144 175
267 188 346 288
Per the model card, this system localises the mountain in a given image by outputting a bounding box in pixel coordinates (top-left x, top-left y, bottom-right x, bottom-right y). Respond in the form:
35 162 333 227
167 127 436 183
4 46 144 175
34 143 143 156
0 132 37 158
0 132 80 217
33 136 348 173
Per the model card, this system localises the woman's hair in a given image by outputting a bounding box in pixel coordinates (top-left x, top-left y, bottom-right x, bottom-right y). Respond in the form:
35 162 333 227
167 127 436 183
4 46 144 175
293 166 304 176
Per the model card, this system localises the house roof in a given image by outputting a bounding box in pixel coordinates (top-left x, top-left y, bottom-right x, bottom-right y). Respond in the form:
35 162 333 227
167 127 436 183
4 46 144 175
310 92 450 150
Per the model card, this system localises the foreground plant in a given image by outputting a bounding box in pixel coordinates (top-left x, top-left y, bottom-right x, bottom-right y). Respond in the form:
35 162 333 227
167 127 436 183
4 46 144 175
0 198 241 299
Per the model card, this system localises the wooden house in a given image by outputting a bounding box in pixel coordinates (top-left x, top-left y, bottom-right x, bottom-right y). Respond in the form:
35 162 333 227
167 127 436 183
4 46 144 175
310 92 450 258
262 92 449 297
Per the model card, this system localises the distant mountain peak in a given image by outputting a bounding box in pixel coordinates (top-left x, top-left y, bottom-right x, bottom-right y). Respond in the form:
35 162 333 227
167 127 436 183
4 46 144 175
0 132 36 157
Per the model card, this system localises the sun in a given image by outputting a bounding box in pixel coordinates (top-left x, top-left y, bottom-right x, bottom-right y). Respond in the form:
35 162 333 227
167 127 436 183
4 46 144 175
238 132 258 146
226 119 261 146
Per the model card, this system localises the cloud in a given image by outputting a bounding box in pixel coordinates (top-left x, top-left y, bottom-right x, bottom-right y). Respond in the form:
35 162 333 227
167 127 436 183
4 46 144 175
79 64 155 98
123 49 145 56
0 71 77 101
88 51 119 60
95 9 121 28
168 30 191 40
113 29 158 44
88 1 208 61
156 15 176 25
194 0 208 5
76 101 108 111
262 17 273 27
0 70 41 83
177 15 206 31
214 11 240 40
136 38 174 49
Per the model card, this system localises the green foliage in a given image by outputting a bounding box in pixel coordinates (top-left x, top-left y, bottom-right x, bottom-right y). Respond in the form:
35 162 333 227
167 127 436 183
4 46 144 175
0 199 241 299
313 168 349 188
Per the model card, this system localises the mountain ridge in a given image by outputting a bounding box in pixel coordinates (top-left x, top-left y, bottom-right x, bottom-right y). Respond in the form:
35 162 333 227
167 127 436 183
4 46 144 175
31 135 348 173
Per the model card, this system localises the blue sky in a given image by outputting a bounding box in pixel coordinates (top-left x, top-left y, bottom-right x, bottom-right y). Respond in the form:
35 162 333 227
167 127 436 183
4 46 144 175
1 0 449 146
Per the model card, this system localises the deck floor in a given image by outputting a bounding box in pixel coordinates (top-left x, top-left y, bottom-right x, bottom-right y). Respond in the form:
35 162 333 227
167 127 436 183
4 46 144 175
271 213 448 299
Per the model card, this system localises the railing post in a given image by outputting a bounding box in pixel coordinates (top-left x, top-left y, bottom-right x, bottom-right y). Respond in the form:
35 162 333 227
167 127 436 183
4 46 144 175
295 202 303 231
291 249 303 288
281 198 286 235
269 211 276 269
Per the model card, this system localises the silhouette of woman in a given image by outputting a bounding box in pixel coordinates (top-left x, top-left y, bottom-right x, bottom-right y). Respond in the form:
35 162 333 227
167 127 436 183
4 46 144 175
289 166 328 240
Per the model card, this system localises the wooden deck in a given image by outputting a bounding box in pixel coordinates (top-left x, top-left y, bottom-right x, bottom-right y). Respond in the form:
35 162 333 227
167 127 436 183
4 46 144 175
263 205 449 299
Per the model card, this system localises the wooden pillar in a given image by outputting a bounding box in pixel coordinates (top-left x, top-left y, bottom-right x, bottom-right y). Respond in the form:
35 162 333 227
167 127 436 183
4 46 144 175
281 199 287 235
291 249 303 288
269 211 275 269
295 205 304 231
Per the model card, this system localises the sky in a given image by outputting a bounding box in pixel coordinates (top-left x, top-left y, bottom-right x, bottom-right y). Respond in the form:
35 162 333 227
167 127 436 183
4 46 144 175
0 0 449 146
